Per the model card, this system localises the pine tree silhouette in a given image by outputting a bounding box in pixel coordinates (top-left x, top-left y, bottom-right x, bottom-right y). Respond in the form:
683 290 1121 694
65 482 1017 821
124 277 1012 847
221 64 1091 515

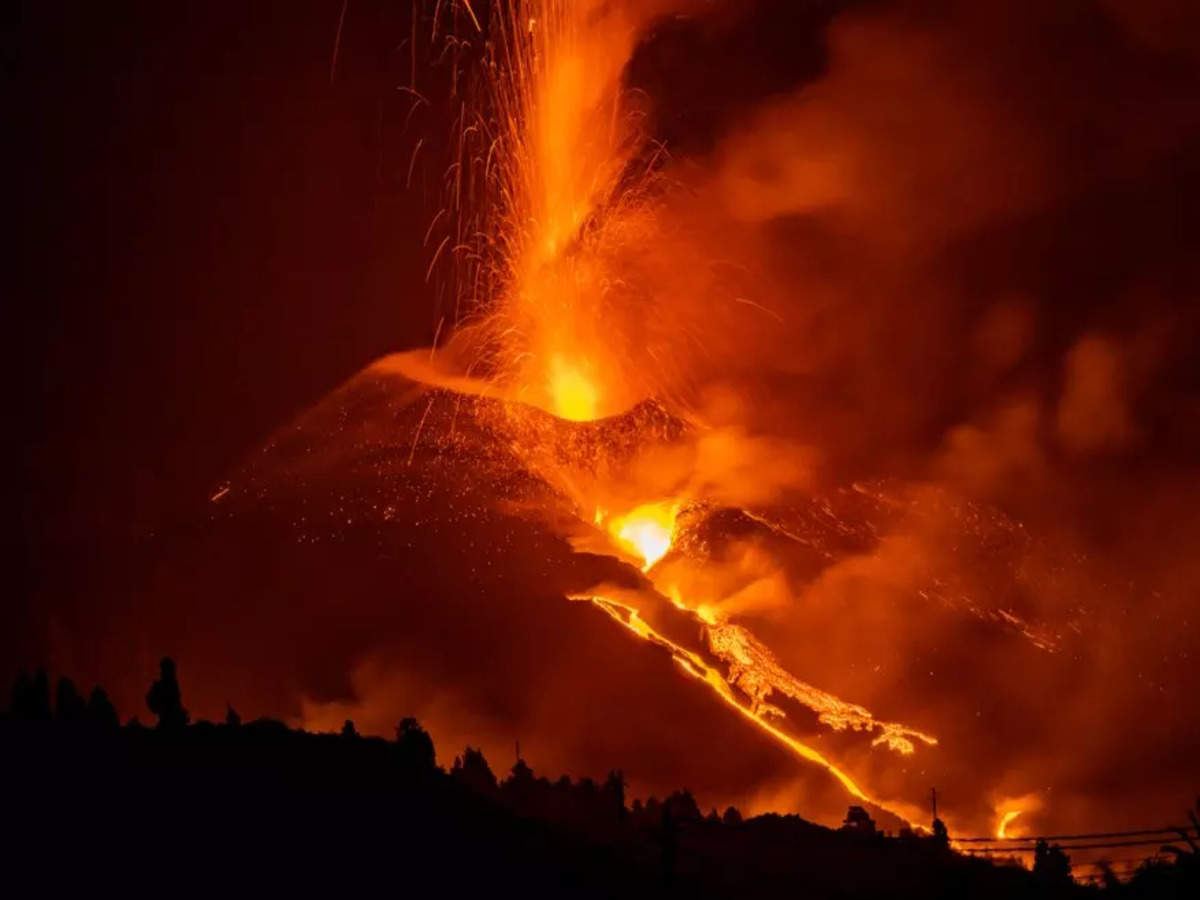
87 687 119 727
10 669 53 720
55 677 87 721
145 657 189 730
395 717 435 771
452 746 497 793
1033 839 1072 891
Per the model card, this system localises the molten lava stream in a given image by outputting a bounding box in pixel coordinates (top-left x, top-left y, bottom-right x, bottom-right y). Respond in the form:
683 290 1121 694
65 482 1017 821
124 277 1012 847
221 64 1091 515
422 0 938 832
601 500 680 571
581 594 873 801
577 488 938 830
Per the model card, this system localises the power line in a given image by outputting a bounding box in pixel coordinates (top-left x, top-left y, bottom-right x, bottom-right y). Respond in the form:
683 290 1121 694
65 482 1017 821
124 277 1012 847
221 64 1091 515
955 826 1196 843
967 835 1194 853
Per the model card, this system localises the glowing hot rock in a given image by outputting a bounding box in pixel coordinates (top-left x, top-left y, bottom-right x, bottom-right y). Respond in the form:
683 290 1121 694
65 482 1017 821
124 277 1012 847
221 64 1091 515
608 501 679 570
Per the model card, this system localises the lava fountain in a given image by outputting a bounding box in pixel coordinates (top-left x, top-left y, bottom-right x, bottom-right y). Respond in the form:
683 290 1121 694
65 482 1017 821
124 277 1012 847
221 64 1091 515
378 0 942 829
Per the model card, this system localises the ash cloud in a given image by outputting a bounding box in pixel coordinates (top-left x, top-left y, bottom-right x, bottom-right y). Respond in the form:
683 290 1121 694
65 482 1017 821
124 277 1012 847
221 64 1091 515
610 0 1200 834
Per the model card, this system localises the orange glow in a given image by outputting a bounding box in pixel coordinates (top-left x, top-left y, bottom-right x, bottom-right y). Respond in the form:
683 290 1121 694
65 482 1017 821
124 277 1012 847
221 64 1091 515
996 809 1023 839
549 356 599 422
579 593 930 830
607 501 680 570
411 0 944 828
433 1 673 420
582 594 872 801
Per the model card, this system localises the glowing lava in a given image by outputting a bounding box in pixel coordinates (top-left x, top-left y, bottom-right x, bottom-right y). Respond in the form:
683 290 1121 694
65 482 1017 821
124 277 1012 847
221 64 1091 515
997 809 1023 839
607 500 680 570
406 0 942 829
582 595 872 801
549 356 599 422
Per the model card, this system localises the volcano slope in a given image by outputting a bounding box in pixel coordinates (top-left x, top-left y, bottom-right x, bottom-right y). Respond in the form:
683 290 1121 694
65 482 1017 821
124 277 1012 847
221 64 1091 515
63 354 1199 839
111 356 869 824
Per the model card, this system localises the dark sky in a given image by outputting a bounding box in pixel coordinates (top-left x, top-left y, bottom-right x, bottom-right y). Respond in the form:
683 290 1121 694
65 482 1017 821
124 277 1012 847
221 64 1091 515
9 1 438 664
12 1 422 536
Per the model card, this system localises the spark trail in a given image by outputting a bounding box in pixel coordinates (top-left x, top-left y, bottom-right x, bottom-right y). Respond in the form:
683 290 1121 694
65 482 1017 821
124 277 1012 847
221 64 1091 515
405 0 942 825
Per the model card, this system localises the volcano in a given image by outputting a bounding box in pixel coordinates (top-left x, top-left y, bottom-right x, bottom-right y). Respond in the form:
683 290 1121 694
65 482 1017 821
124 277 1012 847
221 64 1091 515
84 353 1116 836
100 359 872 823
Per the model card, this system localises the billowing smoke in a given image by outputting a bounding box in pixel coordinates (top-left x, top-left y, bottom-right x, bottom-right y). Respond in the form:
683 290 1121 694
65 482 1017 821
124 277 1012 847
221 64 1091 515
610 0 1200 836
31 0 1200 845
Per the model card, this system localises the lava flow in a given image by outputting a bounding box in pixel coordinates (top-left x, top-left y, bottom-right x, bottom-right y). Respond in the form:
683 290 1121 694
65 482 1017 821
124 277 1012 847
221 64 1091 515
603 501 679 570
372 0 946 831
292 0 1197 844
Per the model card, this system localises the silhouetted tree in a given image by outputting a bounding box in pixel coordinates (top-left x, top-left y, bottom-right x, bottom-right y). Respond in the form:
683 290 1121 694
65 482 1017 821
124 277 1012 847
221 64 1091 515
1164 796 1200 854
500 757 541 815
507 757 535 786
341 718 357 738
395 717 435 771
145 657 188 730
225 705 242 727
1033 839 1072 891
842 805 878 837
1127 857 1187 897
722 806 743 826
87 687 119 728
659 800 678 888
55 677 87 721
452 746 497 794
576 776 598 813
31 669 51 720
10 669 52 721
603 769 626 822
666 790 701 822
931 816 950 849
644 795 661 824
1161 796 1200 885
1096 860 1122 892
6 670 28 719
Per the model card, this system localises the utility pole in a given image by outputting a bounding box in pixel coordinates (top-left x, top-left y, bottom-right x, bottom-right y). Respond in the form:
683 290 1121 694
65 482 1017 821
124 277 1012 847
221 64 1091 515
931 787 938 824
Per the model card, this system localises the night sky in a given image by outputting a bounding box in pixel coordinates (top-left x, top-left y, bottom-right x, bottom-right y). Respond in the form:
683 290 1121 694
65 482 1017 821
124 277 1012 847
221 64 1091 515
11 2 429 658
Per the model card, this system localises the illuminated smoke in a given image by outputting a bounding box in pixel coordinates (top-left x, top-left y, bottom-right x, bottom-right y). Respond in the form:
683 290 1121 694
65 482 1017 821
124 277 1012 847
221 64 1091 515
372 0 950 831
104 0 1198 850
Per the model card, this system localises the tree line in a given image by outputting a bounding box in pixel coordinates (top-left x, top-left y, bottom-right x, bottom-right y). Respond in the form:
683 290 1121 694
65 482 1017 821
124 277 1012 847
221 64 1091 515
3 657 1195 899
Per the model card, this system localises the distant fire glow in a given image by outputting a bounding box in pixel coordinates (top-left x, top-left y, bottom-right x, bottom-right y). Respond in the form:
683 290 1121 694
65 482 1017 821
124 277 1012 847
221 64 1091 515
997 809 1023 839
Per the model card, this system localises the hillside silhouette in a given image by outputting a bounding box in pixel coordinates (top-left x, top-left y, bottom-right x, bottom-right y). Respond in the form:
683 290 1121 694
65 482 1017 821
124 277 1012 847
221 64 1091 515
4 658 1196 898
